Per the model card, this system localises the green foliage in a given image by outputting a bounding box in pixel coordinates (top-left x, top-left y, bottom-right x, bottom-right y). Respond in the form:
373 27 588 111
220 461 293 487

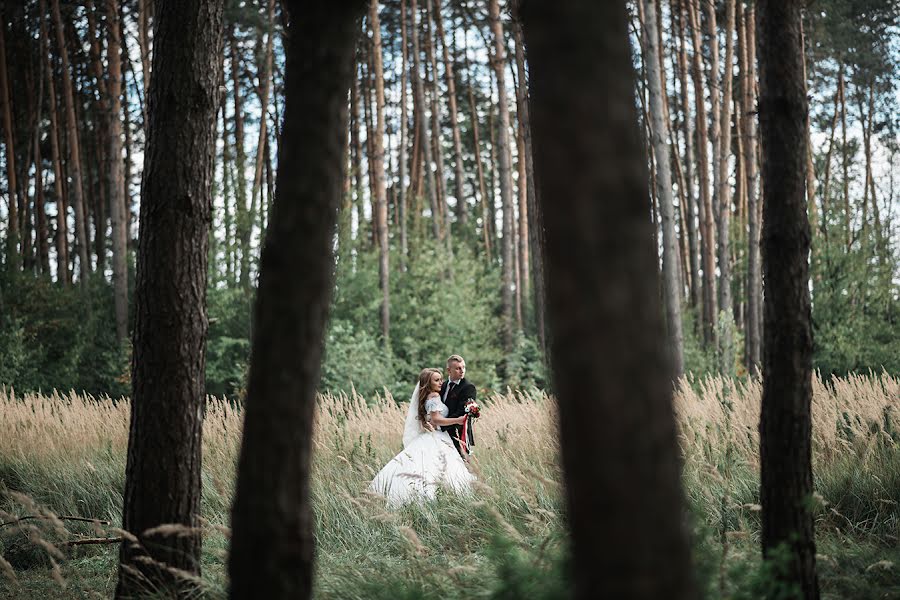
0 274 129 397
206 286 252 398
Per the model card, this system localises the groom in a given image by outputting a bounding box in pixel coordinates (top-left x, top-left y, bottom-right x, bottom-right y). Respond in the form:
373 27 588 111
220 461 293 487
440 354 476 458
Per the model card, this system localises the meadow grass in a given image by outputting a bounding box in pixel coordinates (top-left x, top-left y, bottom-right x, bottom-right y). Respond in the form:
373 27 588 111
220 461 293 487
0 373 897 598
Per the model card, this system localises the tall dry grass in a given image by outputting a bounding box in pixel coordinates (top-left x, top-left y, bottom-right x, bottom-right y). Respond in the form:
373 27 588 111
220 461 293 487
0 373 897 597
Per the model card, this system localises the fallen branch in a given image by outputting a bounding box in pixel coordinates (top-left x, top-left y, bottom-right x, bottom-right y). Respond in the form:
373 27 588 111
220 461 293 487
63 537 123 547
0 515 111 529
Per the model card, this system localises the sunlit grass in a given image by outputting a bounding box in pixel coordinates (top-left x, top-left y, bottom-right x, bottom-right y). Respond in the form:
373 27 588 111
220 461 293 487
0 373 897 598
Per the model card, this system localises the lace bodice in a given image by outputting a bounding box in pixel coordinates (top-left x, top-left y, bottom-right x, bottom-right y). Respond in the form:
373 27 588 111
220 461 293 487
424 395 448 421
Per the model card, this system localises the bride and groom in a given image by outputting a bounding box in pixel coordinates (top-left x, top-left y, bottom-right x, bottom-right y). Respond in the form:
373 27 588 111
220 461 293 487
369 355 478 505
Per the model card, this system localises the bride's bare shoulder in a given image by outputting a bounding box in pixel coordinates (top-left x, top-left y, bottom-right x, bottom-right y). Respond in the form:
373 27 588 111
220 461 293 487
426 392 440 399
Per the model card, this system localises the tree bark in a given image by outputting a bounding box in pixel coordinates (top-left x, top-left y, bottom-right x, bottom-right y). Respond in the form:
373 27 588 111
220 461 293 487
228 2 366 598
369 0 391 348
756 2 821 597
716 0 736 371
398 0 409 267
108 0 128 343
0 15 19 271
465 55 492 261
743 4 761 373
489 0 515 376
40 0 69 284
137 0 151 125
51 0 90 283
115 0 223 596
423 0 451 251
432 0 467 227
839 69 850 250
520 3 695 597
687 0 717 346
643 0 684 376
231 31 251 292
410 0 440 243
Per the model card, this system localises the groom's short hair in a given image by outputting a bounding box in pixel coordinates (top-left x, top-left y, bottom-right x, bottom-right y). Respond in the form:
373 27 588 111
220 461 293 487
446 354 465 366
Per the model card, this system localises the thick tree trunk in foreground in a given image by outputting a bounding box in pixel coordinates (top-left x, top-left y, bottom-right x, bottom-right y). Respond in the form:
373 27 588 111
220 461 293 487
643 0 684 376
227 2 366 598
116 0 223 597
520 3 695 598
756 2 821 598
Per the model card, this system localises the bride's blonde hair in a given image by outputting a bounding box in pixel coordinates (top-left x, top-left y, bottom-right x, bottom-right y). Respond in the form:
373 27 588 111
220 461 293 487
417 368 442 425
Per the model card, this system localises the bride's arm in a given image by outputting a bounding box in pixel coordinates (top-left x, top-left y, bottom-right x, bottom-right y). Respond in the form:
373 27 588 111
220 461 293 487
428 411 465 427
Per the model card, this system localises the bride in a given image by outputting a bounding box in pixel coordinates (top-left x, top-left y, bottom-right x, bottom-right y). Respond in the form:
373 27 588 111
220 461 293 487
368 368 475 505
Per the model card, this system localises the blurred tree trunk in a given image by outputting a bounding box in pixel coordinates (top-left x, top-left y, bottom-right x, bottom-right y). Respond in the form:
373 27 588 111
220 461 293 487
108 0 128 344
643 0 684 376
424 0 451 250
51 0 90 283
0 16 20 272
116 0 223 597
228 2 366 598
839 69 850 250
520 2 695 597
249 0 275 271
223 103 235 285
40 0 68 284
687 0 716 346
489 0 514 377
86 2 109 274
137 0 150 125
369 0 391 349
756 2 821 598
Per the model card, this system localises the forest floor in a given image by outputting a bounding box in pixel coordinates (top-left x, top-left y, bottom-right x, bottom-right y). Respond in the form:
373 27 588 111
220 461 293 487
1 375 898 599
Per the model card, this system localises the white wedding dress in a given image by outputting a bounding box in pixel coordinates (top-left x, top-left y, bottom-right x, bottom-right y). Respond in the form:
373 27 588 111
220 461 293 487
369 389 474 506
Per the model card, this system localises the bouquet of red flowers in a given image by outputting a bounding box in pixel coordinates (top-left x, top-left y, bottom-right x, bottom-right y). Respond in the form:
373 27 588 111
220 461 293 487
464 399 481 419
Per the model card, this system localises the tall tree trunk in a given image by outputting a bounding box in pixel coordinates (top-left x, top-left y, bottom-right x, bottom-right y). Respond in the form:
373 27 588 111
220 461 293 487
465 57 492 261
674 0 700 313
223 101 235 285
520 3 695 597
370 0 391 349
410 0 440 243
716 0 736 371
398 0 409 267
743 4 761 373
232 32 251 292
40 0 68 284
137 0 151 125
116 0 223 596
423 0 450 250
108 0 128 343
687 0 716 346
756 2 821 597
643 0 684 376
432 0 467 227
0 16 19 271
839 69 850 251
228 3 366 598
489 0 515 377
820 73 841 242
51 0 90 282
34 128 50 275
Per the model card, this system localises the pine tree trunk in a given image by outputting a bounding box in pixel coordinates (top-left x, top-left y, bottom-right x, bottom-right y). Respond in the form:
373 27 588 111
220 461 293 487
228 3 366 597
398 0 409 267
716 0 736 371
520 3 695 596
744 4 761 372
423 0 450 249
51 0 90 282
231 32 251 292
687 0 717 346
40 0 68 284
108 0 128 344
410 0 440 243
465 59 492 262
839 70 850 251
756 2 821 597
116 0 223 596
489 0 515 376
674 0 700 312
432 0 467 227
137 0 150 125
643 0 684 376
0 17 20 271
222 102 235 285
370 0 391 349
820 74 841 242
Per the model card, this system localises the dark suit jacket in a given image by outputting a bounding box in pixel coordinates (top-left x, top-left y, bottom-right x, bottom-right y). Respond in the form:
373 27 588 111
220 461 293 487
440 378 476 456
